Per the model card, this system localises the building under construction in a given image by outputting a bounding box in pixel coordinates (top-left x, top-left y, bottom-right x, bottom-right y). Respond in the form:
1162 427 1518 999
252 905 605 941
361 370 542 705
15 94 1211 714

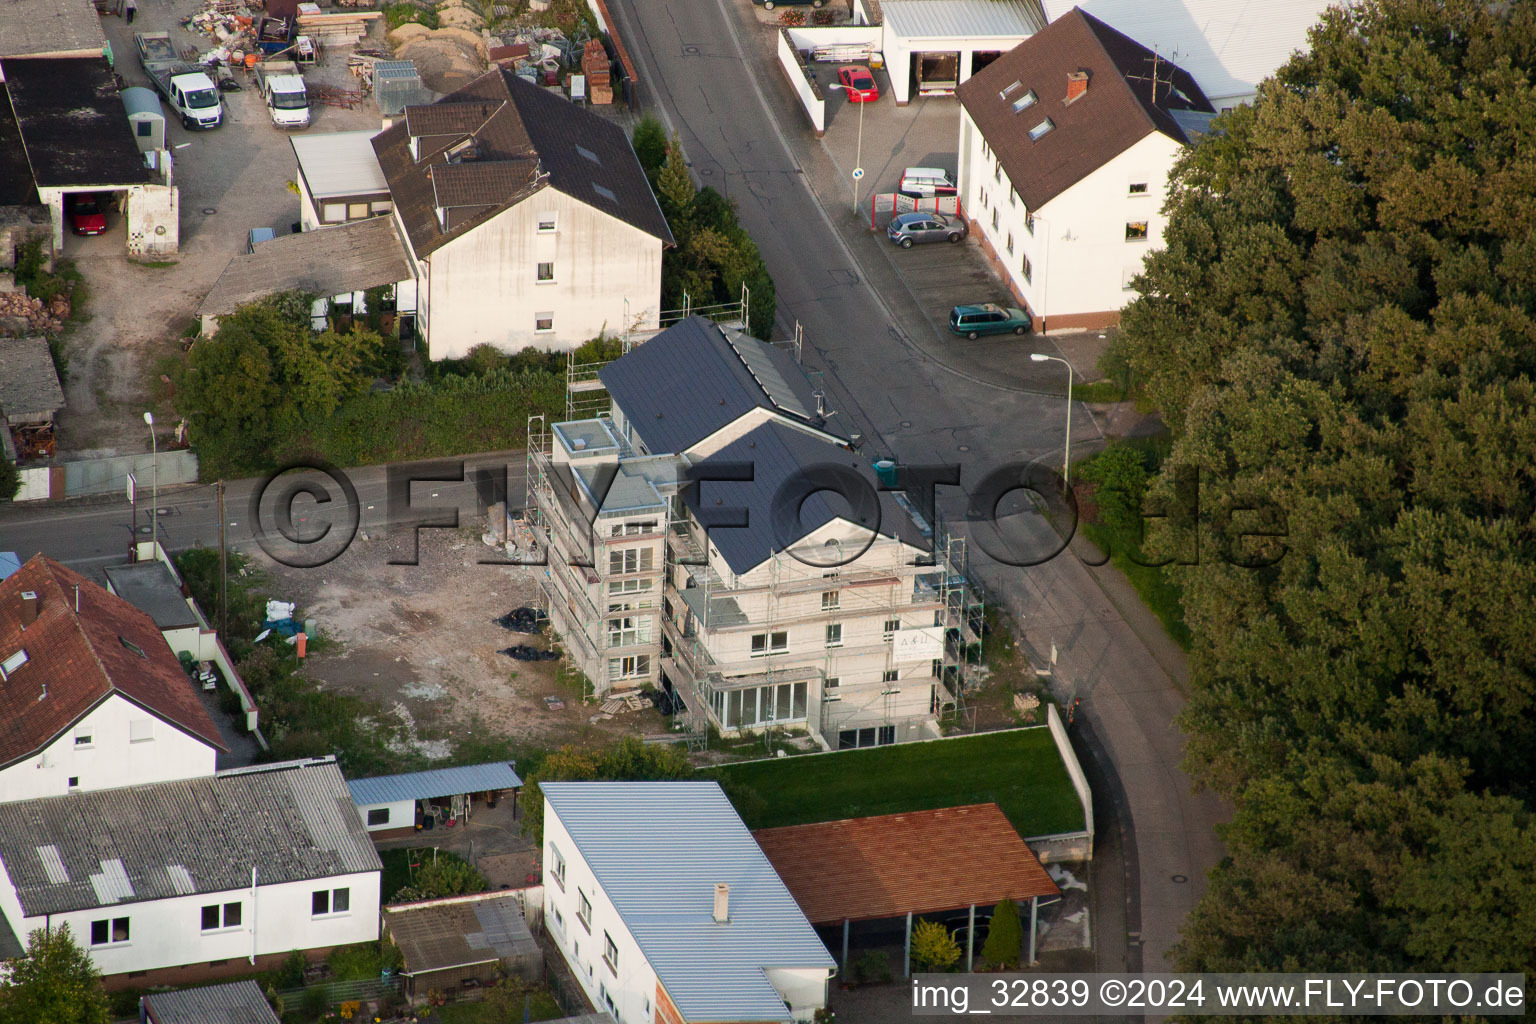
522 311 982 750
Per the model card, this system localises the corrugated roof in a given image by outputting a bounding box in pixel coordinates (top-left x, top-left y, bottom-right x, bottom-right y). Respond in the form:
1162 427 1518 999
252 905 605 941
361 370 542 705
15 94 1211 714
599 317 841 456
198 217 413 318
543 781 833 1024
348 761 523 807
1040 0 1339 104
0 756 381 916
142 980 280 1024
102 561 199 630
0 556 224 771
0 0 107 58
374 69 670 259
1 57 151 188
0 337 64 420
753 803 1059 924
681 421 929 575
881 0 1045 40
957 9 1213 211
385 893 538 974
291 129 388 199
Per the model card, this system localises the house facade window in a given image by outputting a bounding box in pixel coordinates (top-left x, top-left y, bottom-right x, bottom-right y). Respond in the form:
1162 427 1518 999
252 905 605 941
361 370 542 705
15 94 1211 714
129 719 154 743
537 262 555 283
312 888 350 916
90 918 130 946
838 725 896 749
603 932 618 973
1129 181 1148 195
609 547 654 575
609 578 654 596
825 623 843 648
711 681 808 728
321 202 346 223
1010 187 1017 207
1021 252 1033 284
1122 266 1139 291
1025 212 1035 235
537 213 558 232
825 676 840 691
883 619 901 639
992 209 1000 231
367 807 390 826
1006 233 1014 254
609 654 651 679
74 730 92 748
550 843 567 889
1126 221 1149 241
607 615 651 648
535 313 554 333
883 669 899 682
577 890 592 931
201 902 241 931
821 591 839 610
750 631 788 657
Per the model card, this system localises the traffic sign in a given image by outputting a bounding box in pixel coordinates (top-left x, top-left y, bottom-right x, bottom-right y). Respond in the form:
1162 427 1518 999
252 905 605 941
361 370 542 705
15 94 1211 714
851 167 865 180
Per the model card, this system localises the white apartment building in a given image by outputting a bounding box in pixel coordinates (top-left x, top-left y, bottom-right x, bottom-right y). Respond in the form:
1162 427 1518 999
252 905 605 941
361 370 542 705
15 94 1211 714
541 781 834 1024
527 316 981 749
0 555 224 804
371 67 672 359
955 9 1215 331
0 757 381 983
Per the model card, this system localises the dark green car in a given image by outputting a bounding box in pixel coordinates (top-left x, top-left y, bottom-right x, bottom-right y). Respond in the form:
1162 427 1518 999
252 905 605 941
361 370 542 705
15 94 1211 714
948 303 1031 339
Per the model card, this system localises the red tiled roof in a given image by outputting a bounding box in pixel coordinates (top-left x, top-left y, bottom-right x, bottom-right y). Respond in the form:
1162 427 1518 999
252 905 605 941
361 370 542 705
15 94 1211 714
752 803 1058 924
0 555 225 768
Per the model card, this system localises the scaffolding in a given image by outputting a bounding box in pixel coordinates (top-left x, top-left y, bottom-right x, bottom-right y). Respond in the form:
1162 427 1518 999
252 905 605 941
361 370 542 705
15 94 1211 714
933 528 985 728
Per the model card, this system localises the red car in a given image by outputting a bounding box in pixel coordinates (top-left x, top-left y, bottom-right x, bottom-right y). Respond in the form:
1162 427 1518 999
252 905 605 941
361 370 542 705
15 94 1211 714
65 193 108 236
838 65 879 103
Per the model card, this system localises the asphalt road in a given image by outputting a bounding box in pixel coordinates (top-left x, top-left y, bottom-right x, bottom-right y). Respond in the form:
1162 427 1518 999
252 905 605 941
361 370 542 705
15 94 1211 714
603 0 1227 974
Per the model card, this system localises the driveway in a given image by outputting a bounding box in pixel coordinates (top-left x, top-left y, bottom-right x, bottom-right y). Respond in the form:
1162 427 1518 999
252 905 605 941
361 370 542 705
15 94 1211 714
603 0 1229 975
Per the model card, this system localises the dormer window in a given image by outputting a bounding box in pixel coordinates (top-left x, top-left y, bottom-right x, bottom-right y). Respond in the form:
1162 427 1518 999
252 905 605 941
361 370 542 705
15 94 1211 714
445 137 478 163
0 650 28 678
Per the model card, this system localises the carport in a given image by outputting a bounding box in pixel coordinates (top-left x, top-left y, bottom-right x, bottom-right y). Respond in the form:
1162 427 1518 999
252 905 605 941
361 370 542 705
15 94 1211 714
0 56 169 253
879 0 1044 105
753 802 1059 974
347 761 523 840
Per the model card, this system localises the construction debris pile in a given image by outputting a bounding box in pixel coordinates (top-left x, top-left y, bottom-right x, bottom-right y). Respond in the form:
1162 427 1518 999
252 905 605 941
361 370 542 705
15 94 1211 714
0 289 69 337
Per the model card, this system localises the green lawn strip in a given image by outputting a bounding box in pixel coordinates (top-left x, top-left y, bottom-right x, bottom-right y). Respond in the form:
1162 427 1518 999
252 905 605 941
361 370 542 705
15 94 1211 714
433 989 565 1022
1078 522 1192 650
713 728 1084 836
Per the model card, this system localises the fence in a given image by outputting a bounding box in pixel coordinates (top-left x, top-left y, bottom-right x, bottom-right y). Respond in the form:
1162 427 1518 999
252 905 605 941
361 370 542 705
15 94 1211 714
778 29 825 134
869 192 962 229
274 975 403 1007
14 449 198 501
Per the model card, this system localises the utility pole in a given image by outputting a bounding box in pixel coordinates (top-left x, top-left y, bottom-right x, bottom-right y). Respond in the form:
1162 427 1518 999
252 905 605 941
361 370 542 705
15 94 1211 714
217 479 228 638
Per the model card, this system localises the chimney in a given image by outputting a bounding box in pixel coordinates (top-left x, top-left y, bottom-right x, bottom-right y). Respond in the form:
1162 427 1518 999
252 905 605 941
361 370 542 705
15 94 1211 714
713 883 730 924
813 390 826 417
1065 70 1089 103
18 591 39 627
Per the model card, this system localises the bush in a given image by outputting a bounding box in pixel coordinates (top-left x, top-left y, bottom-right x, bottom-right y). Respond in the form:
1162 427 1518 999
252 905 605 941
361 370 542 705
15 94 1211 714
0 458 18 503
855 950 891 984
981 899 1022 968
390 857 489 903
632 116 668 178
910 919 961 972
384 2 438 29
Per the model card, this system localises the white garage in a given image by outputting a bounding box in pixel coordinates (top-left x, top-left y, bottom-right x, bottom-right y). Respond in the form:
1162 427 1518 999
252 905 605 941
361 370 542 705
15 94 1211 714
854 0 1044 105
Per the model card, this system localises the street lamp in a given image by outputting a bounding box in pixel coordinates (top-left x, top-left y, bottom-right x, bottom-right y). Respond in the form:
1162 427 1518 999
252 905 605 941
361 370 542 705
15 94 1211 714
143 411 158 553
826 82 867 214
1030 353 1073 488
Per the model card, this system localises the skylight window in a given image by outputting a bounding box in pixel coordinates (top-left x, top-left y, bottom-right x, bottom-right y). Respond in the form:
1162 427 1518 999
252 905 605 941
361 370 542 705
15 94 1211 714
577 145 601 164
1027 118 1055 141
592 182 617 202
1011 89 1038 113
0 650 27 678
999 81 1022 100
119 637 147 659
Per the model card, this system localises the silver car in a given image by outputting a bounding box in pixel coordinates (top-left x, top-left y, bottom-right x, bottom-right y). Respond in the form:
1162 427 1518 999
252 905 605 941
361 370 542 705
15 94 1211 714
887 211 966 248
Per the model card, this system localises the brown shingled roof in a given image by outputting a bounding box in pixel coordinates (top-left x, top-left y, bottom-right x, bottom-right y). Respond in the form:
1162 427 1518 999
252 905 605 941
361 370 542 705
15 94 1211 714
752 803 1058 924
0 555 225 769
957 8 1214 212
373 67 671 259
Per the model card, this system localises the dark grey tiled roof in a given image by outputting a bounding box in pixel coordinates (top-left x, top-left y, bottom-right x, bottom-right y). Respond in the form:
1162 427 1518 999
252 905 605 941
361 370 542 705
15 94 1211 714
0 337 64 420
1 57 151 189
682 421 929 575
600 317 840 455
374 69 669 258
102 560 200 630
0 757 381 916
142 980 280 1024
431 158 538 209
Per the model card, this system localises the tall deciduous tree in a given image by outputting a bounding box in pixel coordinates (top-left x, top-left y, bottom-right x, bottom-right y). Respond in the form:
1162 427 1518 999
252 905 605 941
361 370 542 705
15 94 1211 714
0 925 110 1024
1108 0 1536 973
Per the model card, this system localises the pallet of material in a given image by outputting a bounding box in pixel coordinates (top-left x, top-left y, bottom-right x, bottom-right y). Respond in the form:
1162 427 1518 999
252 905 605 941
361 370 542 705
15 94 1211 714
582 39 612 104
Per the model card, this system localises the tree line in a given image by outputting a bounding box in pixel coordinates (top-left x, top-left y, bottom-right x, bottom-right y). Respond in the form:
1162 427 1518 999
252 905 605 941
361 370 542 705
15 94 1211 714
1111 0 1536 975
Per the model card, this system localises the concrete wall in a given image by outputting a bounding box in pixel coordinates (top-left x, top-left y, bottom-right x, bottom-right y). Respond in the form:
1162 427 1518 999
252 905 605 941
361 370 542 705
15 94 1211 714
1027 701 1094 860
125 184 179 256
961 111 1183 328
778 30 825 135
0 857 380 977
423 187 663 359
0 693 218 803
12 450 199 501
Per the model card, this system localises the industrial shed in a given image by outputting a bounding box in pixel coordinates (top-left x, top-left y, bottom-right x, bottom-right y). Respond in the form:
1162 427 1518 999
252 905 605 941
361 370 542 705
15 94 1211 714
753 802 1059 973
384 892 541 1001
348 761 522 839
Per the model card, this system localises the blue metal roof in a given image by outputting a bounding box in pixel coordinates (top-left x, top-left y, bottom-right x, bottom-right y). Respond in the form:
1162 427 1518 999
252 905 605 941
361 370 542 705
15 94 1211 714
348 762 523 807
543 781 834 1023
0 553 20 582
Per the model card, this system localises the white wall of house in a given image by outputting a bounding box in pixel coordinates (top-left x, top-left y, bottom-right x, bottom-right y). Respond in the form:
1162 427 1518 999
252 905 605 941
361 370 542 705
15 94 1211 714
422 188 663 360
0 693 217 803
543 808 657 1024
0 859 380 976
357 798 416 832
960 112 1184 326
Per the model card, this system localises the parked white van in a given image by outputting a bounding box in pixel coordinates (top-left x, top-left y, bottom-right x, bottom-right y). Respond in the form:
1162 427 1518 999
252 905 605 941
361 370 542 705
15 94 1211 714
899 167 958 197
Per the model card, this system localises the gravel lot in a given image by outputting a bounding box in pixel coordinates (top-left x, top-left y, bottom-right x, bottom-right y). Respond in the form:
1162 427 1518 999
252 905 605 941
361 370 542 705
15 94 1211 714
55 1 385 454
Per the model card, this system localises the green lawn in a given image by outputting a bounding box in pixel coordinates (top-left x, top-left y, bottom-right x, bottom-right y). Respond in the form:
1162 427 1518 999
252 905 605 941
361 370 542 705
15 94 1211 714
433 989 565 1022
378 846 478 903
713 728 1085 836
